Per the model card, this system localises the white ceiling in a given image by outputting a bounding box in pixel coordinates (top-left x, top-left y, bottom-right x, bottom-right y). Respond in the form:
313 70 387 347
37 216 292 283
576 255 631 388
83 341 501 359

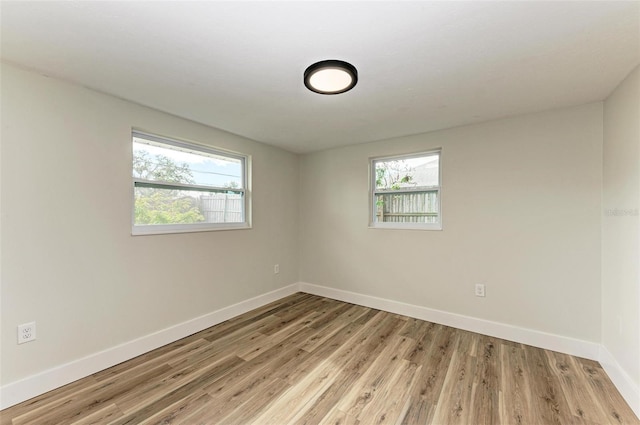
1 1 639 153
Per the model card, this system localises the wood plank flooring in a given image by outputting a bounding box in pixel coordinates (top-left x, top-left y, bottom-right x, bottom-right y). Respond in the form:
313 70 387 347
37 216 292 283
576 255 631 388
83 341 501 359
2 293 638 424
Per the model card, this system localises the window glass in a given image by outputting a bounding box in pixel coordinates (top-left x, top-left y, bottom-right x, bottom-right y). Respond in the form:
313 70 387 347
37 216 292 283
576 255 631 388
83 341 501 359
371 151 441 229
132 131 250 235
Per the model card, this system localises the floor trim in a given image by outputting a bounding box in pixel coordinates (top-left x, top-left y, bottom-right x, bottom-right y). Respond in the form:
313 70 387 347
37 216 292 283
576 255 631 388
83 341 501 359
599 345 640 417
3 282 638 419
0 284 299 410
298 282 600 360
298 281 639 419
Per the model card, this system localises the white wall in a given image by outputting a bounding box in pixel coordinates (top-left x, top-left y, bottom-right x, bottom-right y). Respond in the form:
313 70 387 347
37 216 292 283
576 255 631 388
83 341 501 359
2 60 638 413
602 65 640 404
0 63 299 385
299 103 604 343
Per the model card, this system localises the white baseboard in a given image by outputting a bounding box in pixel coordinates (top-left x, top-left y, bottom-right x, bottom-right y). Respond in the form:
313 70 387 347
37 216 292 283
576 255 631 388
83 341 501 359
0 284 298 410
298 282 640 418
298 282 600 360
599 346 640 418
3 281 638 420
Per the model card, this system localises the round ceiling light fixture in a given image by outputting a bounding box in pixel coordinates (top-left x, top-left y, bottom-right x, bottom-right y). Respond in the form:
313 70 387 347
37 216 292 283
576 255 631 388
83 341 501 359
304 60 358 95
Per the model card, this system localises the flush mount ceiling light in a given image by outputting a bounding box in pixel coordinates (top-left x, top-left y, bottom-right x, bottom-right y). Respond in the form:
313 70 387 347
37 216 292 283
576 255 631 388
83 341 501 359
304 60 358 95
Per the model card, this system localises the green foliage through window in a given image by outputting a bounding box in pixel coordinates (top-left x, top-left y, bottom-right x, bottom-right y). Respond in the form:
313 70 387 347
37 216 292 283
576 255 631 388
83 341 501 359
132 132 248 233
371 151 441 228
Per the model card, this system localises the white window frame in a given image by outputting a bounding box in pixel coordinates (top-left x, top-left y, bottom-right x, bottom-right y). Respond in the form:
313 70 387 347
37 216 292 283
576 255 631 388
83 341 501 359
369 149 442 230
131 130 251 235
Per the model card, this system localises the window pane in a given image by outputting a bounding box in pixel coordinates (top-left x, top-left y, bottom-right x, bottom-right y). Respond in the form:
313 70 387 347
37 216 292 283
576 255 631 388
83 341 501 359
374 191 439 223
134 186 243 225
133 138 243 189
375 154 439 190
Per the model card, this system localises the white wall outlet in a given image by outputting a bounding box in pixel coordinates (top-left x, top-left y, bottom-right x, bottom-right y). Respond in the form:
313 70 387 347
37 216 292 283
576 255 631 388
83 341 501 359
475 284 486 297
274 264 280 274
18 322 36 344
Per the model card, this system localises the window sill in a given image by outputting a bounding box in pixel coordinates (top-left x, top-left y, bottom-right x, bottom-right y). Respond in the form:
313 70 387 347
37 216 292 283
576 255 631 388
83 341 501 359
132 222 251 236
368 223 442 231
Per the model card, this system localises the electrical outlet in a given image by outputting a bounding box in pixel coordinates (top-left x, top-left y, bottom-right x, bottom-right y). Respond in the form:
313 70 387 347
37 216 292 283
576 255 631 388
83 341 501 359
274 264 280 274
475 284 486 297
18 322 36 344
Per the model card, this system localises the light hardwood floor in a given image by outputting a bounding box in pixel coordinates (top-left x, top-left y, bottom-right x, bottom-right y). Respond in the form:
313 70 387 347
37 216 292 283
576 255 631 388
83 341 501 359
2 293 638 424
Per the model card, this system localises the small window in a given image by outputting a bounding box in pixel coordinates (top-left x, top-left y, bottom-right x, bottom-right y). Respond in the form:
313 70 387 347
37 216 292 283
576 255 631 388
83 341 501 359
370 150 441 230
132 131 250 235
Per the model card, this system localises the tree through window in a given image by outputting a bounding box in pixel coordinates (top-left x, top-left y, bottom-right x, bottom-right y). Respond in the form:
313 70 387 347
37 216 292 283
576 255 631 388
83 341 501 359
371 150 441 230
132 131 250 235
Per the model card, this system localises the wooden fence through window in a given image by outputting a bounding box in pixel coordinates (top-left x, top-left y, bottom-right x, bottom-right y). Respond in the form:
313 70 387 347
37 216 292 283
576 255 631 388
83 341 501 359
375 191 438 223
200 194 243 223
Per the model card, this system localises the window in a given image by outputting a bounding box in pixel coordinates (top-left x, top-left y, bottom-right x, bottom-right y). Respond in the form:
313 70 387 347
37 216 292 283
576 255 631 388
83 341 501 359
370 150 441 230
132 131 250 235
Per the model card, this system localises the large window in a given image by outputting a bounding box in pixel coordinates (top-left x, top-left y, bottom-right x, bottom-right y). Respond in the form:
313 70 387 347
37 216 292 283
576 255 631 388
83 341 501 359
370 150 441 230
132 131 250 235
